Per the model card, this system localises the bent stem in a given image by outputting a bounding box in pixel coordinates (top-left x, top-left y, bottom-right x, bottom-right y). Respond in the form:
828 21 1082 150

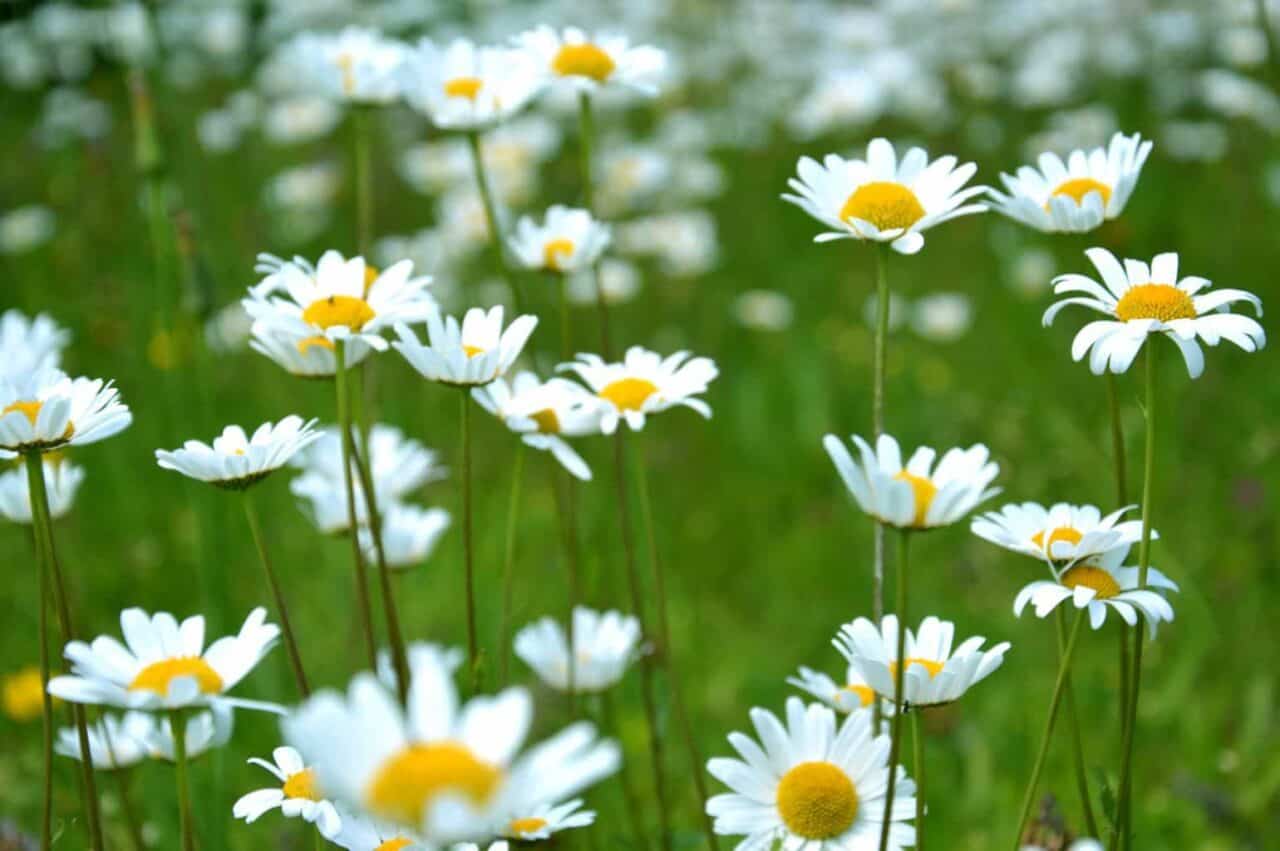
1057 609 1098 836
877 528 909 851
466 130 526 313
333 341 378 671
243 491 311 697
460 390 480 688
498 443 526 686
170 710 196 851
871 244 891 732
912 711 926 851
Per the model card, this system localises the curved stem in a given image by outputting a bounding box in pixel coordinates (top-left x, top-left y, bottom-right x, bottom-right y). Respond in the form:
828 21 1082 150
170 710 195 851
466 130 525 314
243 491 310 697
871 244 890 733
878 528 909 851
460 390 480 689
912 711 925 851
353 106 373 258
1057 610 1098 836
333 341 378 671
498 444 526 686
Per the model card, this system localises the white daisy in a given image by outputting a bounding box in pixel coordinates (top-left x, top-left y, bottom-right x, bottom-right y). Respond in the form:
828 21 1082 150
0 457 84 523
500 798 594 841
155 416 321 490
291 470 367 536
970 502 1152 566
286 27 406 105
0 368 132 453
142 703 236 762
823 433 999 530
782 138 987 255
54 711 153 770
560 346 717 434
836 616 1011 709
0 309 69 381
1013 546 1178 637
786 665 881 715
1043 248 1265 378
398 38 541 131
988 132 1153 233
706 697 916 851
292 424 447 503
249 320 376 379
233 745 343 839
514 607 641 693
472 371 601 481
515 26 666 96
393 306 538 387
361 503 451 569
508 206 611 274
329 809 428 850
48 607 283 714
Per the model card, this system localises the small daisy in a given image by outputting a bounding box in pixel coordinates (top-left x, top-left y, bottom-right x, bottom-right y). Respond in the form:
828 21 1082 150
0 309 69 381
472 371 602 481
706 697 916 851
138 704 236 762
249 320 376 379
393 306 538 387
233 746 343 839
155 416 321 490
988 132 1153 233
1013 546 1178 637
787 665 881 715
971 502 1152 566
48 607 283 714
501 798 594 841
560 346 717 434
508 206 611 274
329 810 428 851
0 368 132 453
398 38 541 131
782 138 987 255
836 616 1011 709
361 503 451 569
3 666 50 722
1043 248 1265 378
0 457 85 523
514 607 641 693
54 711 153 769
823 433 999 530
515 26 667 96
287 28 406 105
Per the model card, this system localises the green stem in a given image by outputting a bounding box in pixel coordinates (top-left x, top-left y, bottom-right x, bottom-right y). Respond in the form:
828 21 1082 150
353 106 373 258
1057 610 1098 836
558 272 572 361
912 711 925 851
115 767 148 851
498 444 526 686
871 244 890 733
1107 359 1134 769
1012 609 1088 850
600 691 652 851
549 461 583 708
877 529 909 851
460 390 480 688
31 525 53 851
576 92 613 357
1256 0 1280 84
243 491 311 697
466 130 526 314
170 710 195 851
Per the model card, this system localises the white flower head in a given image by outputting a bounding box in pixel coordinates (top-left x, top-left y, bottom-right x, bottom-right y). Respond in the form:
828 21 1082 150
560 346 717 434
0 368 131 453
398 38 542 131
361 503 451 569
393 306 538 387
329 809 428 850
0 309 70 381
143 703 236 762
500 798 594 841
0 457 84 523
786 665 881 715
515 26 666 96
1014 546 1178 638
249 320 375 379
971 502 1152 566
287 27 406 105
292 423 447 503
55 711 154 770
156 416 321 490
508 206 610 274
472 371 602 481
234 745 343 839
514 607 641 693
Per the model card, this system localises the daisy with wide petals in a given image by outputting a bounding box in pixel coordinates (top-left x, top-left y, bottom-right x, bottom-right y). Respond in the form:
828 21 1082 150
0 457 84 523
234 745 343 839
560 346 717 434
156 416 320 490
472 371 601 480
988 132 1152 233
393 306 538 387
361 503 451 569
782 138 987 255
706 697 916 851
501 798 594 841
787 665 881 716
1043 248 1265 378
286 28 406 105
971 502 1151 566
398 38 541 131
824 433 999 530
0 368 131 453
48 607 282 713
515 607 641 693
0 309 69 380
515 26 667 96
1014 546 1178 637
508 206 611 274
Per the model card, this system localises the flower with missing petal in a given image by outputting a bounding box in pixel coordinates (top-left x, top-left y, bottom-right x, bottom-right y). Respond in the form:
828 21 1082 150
398 38 541 131
560 346 717 434
1014 546 1178 637
971 502 1152 566
393 307 538 387
472 371 601 481
509 206 611 274
234 746 343 839
515 26 666 96
0 368 131 453
156 416 321 490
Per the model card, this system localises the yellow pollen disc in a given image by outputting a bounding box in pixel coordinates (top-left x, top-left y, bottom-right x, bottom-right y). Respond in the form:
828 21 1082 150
336 53 356 95
444 76 484 100
843 684 876 707
1049 177 1112 208
775 761 859 839
3 667 47 723
600 377 658 412
542 238 576 271
890 657 945 679
462 344 485 359
1030 526 1083 554
363 264 380 296
128 657 224 695
283 768 323 802
302 295 376 331
893 471 938 527
375 840 413 851
1114 284 1197 323
297 335 336 355
531 408 561 434
1060 565 1122 600
839 182 925 232
364 742 502 826
2 400 74 440
508 817 549 836
552 43 616 82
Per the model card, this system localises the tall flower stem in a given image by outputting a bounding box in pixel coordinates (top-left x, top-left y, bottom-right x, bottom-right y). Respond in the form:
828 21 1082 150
549 462 583 706
170 710 196 851
102 725 147 851
912 711 926 851
31 525 53 851
243 491 311 697
1106 372 1134 749
576 92 613 356
1011 608 1088 849
24 451 104 851
498 444 526 686
467 130 526 314
870 244 891 732
877 528 910 851
1056 609 1098 836
126 66 174 336
333 342 378 671
558 272 573 359
599 691 653 851
353 106 373 258
460 390 480 688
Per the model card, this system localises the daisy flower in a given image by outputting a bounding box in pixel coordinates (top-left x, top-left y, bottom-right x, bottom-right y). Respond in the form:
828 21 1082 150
0 309 69 381
1043 248 1265 378
140 704 236 762
291 471 367 535
54 711 154 770
361 503 451 569
329 810 428 850
1014 546 1178 637
48 607 283 714
786 665 881 715
472 371 602 481
988 132 1153 233
514 607 641 693
782 138 987 255
155 416 321 490
508 206 611 274
233 746 343 839
0 368 132 453
971 502 1151 566
393 306 538 387
515 26 666 96
560 346 717 434
836 616 1011 709
500 798 594 841
249 320 375 379
282 647 620 842
706 697 916 851
287 27 406 105
0 457 85 523
398 38 541 131
293 424 447 502
823 433 999 530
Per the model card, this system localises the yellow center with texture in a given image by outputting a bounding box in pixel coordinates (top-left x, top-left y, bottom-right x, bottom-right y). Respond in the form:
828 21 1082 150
1114 284 1197 323
839 182 925 232
893 471 937 527
129 657 224 695
508 817 549 836
2 400 75 440
444 76 483 100
543 238 576 271
365 742 501 826
1060 565 1122 599
283 768 323 802
552 43 616 81
600 377 658 412
1030 526 1082 554
1050 178 1111 208
303 295 376 331
776 761 858 839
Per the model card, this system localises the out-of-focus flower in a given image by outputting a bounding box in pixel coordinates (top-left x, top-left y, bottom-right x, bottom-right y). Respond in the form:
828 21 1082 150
911 293 973 343
393 306 537 387
0 206 56 255
398 38 541 131
472 372 600 480
0 458 85 523
515 607 641 693
733 290 794 332
285 27 405 105
509 206 610 274
516 26 666 96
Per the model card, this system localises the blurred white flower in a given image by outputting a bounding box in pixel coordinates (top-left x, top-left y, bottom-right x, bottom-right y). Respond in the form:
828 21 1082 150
515 26 666 96
0 206 56 255
911 293 973 343
0 458 84 524
398 38 541 131
733 290 794 332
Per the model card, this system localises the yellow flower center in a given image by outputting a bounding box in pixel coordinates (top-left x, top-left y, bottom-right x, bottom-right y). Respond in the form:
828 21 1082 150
1114 284 1197 323
843 684 876 707
893 471 938 527
542 238 576 271
1060 565 1122 600
2 400 75 441
775 761 859 839
302 295 376 331
600 377 658 412
508 817 549 836
3 667 46 723
283 768 322 802
336 53 356 96
1049 177 1112 208
531 408 561 434
890 657 945 679
552 43 616 82
128 657 224 696
839 182 925 232
364 742 502 826
375 840 414 851
297 335 336 355
462 344 485 359
444 76 483 100
1030 526 1083 554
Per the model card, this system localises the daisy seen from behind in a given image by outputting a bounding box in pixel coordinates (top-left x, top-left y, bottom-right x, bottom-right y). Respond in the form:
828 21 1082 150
509 206 611 274
501 798 595 841
516 26 667 96
971 501 1150 566
155 416 321 490
1014 545 1178 636
394 306 538 387
560 346 717 434
472 371 602 480
234 745 343 839
0 367 131 453
361 503 451 569
398 38 541 131
0 457 84 523
515 606 641 693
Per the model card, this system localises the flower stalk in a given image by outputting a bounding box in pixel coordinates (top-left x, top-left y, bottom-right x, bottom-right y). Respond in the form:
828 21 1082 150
877 528 910 851
333 341 378 671
243 491 311 697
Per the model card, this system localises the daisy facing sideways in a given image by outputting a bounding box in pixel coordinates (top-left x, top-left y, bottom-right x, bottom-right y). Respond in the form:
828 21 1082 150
782 138 987 255
393 306 538 387
360 503 451 569
971 501 1152 566
787 664 881 715
515 26 667 96
472 371 602 481
514 606 641 693
57 705 234 768
560 346 717 434
706 697 916 851
0 368 132 453
500 798 595 841
155 416 321 490
1043 248 1264 378
508 206 611 274
1014 545 1178 636
234 745 343 839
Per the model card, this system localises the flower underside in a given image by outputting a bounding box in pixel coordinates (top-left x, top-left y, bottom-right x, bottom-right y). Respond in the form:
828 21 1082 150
890 657 944 679
776 760 859 839
839 181 925 232
1114 284 1196 323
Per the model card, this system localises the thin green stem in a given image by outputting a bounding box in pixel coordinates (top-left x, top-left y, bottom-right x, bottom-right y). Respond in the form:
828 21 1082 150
498 444 526 686
170 710 195 851
576 92 613 357
31 525 53 851
460 390 480 688
243 491 311 697
353 106 373 258
549 461 583 708
600 690 652 851
1256 0 1280 84
334 341 379 671
466 130 526 314
878 529 909 851
912 711 925 851
871 244 890 733
1057 610 1098 836
558 272 572 361
1012 609 1088 850
1107 359 1134 768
